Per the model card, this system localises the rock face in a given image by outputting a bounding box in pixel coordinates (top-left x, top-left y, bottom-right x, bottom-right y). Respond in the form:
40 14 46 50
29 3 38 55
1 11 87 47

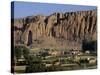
12 10 97 49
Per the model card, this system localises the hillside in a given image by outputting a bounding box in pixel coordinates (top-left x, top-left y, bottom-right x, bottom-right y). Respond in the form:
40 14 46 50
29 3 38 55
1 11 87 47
12 10 97 49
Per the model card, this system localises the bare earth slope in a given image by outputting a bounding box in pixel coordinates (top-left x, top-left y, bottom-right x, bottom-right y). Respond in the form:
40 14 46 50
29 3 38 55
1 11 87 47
12 10 97 49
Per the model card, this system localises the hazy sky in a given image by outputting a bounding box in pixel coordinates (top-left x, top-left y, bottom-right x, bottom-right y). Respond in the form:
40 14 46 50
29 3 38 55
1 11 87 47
11 1 97 18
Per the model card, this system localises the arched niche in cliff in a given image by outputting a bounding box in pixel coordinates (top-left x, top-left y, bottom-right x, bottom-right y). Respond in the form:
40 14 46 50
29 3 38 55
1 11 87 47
27 31 32 46
51 27 56 37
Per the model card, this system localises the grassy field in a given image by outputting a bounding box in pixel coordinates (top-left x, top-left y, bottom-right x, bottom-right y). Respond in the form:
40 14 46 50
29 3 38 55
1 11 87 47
14 66 26 73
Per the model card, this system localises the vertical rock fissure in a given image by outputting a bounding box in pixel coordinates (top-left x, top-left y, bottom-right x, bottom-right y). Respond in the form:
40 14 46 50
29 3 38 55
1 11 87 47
27 31 32 46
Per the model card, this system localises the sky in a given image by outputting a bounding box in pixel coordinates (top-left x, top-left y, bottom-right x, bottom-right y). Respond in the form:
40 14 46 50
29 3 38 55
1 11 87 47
11 1 97 19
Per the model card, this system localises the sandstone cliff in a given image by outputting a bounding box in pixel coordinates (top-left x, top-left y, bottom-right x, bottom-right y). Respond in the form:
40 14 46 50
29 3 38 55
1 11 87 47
12 10 97 49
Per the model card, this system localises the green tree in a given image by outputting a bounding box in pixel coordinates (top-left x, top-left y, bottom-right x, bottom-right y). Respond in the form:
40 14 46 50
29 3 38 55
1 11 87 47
22 46 30 60
14 46 23 62
82 39 97 52
79 58 89 69
14 45 30 62
45 65 62 72
25 55 45 73
26 64 45 73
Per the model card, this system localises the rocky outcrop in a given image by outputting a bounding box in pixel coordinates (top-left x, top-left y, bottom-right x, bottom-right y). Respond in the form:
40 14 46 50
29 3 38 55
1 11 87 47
12 10 97 49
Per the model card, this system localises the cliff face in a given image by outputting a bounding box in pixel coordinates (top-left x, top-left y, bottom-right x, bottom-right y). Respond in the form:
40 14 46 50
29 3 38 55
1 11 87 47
12 10 97 49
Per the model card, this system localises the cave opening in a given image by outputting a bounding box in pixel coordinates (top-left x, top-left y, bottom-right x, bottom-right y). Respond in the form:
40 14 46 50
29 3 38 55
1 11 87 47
27 31 32 46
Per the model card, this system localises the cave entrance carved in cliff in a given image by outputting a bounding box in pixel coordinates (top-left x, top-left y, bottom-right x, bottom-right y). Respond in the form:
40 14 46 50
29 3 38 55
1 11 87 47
27 31 32 46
